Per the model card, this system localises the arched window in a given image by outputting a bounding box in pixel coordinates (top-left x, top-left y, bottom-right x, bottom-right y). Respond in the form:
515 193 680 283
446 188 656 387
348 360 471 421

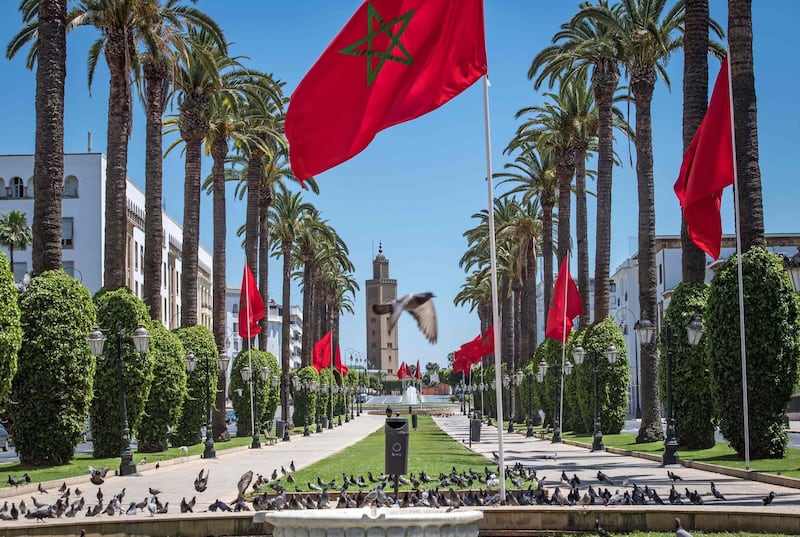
0 178 5 198
232 302 239 314
10 177 24 198
26 177 34 197
64 175 79 198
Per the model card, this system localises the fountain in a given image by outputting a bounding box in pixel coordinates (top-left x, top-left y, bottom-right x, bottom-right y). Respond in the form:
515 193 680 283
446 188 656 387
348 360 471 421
401 385 419 405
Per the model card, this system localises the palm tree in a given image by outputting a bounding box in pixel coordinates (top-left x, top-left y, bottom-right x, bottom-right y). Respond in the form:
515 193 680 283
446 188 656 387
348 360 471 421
6 0 67 275
680 0 711 281
729 0 764 250
137 0 226 322
454 267 493 333
269 182 315 425
0 210 33 269
530 0 624 323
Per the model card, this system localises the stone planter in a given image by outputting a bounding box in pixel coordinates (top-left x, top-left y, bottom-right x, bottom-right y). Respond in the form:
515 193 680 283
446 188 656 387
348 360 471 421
256 507 483 537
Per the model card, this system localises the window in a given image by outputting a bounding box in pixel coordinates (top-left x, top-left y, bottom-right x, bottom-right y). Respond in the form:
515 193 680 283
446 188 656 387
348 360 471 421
658 264 663 285
0 179 5 198
610 280 617 293
233 322 239 335
134 241 139 271
62 217 74 248
387 342 392 349
232 303 239 314
140 245 144 272
64 176 79 198
10 177 24 198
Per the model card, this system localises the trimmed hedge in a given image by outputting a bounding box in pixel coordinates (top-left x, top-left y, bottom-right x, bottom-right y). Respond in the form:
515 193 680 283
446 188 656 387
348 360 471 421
0 253 21 410
229 349 279 436
172 326 217 446
533 338 570 428
293 366 319 428
12 270 95 465
138 324 187 452
90 288 156 458
661 282 715 449
707 247 800 458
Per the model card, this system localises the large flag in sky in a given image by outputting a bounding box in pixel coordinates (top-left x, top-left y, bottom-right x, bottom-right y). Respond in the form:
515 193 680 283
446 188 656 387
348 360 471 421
238 262 265 338
285 0 487 181
545 256 582 344
459 325 494 365
674 57 734 260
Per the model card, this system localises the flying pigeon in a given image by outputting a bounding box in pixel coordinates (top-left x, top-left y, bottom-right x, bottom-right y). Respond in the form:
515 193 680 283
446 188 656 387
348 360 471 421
371 292 437 344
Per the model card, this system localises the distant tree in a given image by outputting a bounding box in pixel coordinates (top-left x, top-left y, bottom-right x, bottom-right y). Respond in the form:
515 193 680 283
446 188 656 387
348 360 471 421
0 210 32 269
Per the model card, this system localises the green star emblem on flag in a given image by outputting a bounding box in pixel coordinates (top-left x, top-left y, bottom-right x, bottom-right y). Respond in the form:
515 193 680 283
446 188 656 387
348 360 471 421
339 3 415 86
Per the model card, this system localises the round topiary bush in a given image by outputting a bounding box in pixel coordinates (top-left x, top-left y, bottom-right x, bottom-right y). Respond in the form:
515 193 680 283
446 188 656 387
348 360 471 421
660 281 715 449
138 324 187 452
707 247 800 459
90 288 156 458
293 366 319 429
172 326 217 446
0 252 21 409
229 349 279 437
12 270 95 465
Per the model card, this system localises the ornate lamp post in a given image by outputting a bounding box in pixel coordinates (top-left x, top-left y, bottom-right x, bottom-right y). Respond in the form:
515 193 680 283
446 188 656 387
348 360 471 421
637 316 704 465
525 369 535 437
87 323 150 476
183 351 230 459
241 365 271 448
572 344 619 452
538 358 573 443
319 382 327 432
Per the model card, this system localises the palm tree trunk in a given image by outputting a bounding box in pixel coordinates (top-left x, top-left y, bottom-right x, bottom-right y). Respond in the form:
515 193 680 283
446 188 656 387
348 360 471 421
143 62 166 321
541 199 555 324
258 188 272 351
280 242 292 425
501 275 513 370
102 34 131 291
555 149 574 264
180 138 201 326
524 245 538 355
245 151 262 342
681 0 711 282
31 0 66 275
301 260 315 367
573 141 590 328
592 64 620 323
211 138 229 441
631 71 663 443
729 0 765 250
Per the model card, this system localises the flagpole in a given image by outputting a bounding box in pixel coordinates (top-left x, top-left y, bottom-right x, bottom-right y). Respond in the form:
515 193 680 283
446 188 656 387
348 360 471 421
245 260 256 446
557 254 570 444
330 331 335 429
726 51 750 469
482 76 506 500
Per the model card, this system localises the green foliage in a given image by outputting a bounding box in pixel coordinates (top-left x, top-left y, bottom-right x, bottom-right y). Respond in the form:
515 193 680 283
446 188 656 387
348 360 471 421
0 253 21 409
12 270 95 465
533 338 569 428
292 367 319 428
90 288 155 458
138 325 187 452
172 326 217 446
229 349 279 436
661 282 715 449
707 248 800 458
565 319 629 435
317 367 333 421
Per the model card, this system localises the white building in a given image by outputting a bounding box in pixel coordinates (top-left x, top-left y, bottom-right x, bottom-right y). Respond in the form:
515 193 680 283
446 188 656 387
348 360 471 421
0 152 212 330
610 234 800 418
224 290 302 370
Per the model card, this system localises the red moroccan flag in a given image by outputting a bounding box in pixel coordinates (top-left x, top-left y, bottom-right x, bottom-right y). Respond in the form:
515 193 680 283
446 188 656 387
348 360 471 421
545 256 582 344
286 0 487 181
238 262 265 338
334 345 349 376
452 350 466 374
674 57 734 260
312 331 333 372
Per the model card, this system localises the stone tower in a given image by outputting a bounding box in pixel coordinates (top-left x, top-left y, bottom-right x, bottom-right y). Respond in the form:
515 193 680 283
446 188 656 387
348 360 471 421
365 243 399 375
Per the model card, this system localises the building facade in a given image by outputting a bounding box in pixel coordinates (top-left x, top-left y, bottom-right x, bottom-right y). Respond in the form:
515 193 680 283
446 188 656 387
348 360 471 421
365 244 399 375
0 153 212 330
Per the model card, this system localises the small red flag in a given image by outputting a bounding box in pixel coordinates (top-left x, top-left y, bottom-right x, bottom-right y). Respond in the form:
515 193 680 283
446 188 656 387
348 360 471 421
334 345 349 376
312 331 333 372
452 350 466 374
545 256 583 344
238 262 265 338
415 359 421 380
674 57 734 260
286 0 487 181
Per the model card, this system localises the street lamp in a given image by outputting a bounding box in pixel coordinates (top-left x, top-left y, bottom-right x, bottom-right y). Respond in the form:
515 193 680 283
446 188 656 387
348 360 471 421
525 369 535 437
184 351 231 459
87 323 150 476
572 344 619 452
537 358 573 443
241 365 271 448
505 372 523 433
637 317 704 465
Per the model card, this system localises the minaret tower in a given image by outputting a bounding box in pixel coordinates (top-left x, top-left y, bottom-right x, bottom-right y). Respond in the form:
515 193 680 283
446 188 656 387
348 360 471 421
365 243 399 375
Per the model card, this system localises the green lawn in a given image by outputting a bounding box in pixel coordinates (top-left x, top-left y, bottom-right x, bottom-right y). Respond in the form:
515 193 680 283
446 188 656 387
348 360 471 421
0 435 254 486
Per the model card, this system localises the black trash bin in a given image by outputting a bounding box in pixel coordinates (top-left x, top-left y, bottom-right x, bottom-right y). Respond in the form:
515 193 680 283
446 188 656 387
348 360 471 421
411 413 418 430
470 418 481 442
385 417 409 475
275 420 285 439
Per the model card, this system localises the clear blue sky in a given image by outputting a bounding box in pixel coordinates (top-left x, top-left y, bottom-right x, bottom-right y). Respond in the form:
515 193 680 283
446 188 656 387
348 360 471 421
1 1 798 368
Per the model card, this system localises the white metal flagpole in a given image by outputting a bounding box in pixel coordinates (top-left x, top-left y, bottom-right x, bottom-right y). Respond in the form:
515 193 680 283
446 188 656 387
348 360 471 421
725 51 750 469
557 255 570 443
245 261 256 442
482 75 506 500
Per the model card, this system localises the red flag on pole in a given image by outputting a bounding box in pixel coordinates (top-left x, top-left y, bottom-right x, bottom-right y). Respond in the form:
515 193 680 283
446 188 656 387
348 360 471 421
238 262 265 338
452 350 466 374
312 331 333 372
673 57 734 260
545 256 582 344
415 360 421 380
285 0 487 181
334 345 349 376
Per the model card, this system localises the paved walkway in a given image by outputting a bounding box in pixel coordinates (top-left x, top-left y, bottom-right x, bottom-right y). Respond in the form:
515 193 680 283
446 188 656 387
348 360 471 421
433 414 800 511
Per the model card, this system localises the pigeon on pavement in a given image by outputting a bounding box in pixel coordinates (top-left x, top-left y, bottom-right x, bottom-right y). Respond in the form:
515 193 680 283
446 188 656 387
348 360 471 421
371 292 437 344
